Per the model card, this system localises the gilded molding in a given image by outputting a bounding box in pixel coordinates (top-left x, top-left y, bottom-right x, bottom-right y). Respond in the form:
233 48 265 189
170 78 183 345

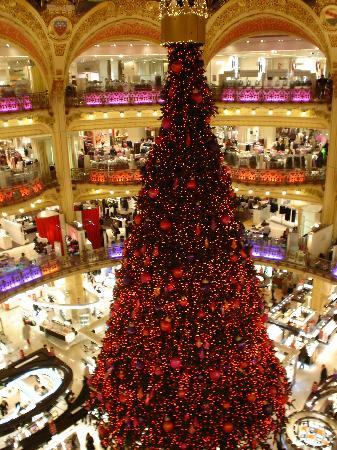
54 43 66 56
0 0 53 73
65 1 160 70
205 0 330 63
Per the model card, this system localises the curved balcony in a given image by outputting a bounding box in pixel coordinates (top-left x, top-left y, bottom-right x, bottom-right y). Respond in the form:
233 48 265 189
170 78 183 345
65 86 324 110
0 240 336 302
0 174 56 207
218 86 314 103
0 244 123 301
71 166 325 187
71 167 142 185
228 166 325 185
66 89 163 108
0 92 49 114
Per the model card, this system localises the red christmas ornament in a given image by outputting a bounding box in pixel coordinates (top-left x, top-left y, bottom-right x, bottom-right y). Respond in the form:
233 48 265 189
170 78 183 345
119 393 127 403
205 117 211 124
223 422 234 433
221 215 230 225
180 297 189 307
153 246 159 257
191 92 203 103
178 388 186 398
195 225 202 236
186 134 191 146
172 267 184 279
222 401 231 410
140 272 152 284
160 318 172 332
134 214 142 225
148 188 159 199
171 60 183 73
209 369 222 382
166 282 176 292
186 179 197 190
247 393 257 402
163 419 174 432
154 367 163 376
160 219 172 232
170 357 182 369
162 118 171 130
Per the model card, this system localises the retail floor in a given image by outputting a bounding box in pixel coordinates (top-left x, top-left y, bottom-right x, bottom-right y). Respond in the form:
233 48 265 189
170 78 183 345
244 217 289 238
0 305 104 449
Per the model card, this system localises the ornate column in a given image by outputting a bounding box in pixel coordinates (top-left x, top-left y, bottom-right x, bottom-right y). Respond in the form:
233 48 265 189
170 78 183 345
322 73 337 236
65 273 87 321
310 278 332 314
50 78 74 222
31 137 51 181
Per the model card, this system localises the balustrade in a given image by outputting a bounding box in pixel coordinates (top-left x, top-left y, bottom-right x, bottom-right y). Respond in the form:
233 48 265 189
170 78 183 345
71 166 325 186
219 87 313 103
0 241 337 301
66 90 163 107
227 167 325 185
0 177 47 206
0 92 49 113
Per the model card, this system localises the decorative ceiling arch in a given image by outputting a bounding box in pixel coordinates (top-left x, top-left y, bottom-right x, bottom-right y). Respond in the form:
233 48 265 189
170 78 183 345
0 0 53 88
65 1 161 73
205 0 331 64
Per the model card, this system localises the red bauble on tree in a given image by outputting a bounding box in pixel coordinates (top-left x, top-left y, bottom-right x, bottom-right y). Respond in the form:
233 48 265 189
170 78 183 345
148 188 159 199
160 219 172 232
191 91 203 103
90 41 289 450
171 60 183 73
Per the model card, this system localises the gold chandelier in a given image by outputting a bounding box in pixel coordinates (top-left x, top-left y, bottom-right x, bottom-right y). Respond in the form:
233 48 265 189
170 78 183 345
160 0 207 45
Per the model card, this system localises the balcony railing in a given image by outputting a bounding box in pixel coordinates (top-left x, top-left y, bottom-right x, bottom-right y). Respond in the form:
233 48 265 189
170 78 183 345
71 168 142 185
219 86 313 103
65 86 321 108
0 176 56 207
66 90 163 108
71 166 325 187
0 241 337 302
227 166 325 185
0 92 49 113
0 244 123 299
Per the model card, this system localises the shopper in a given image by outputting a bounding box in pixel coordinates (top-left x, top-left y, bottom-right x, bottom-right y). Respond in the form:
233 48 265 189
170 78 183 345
22 319 31 346
311 381 319 394
261 221 271 239
69 433 80 449
0 399 8 416
85 433 95 450
320 364 328 384
65 390 76 405
49 346 56 357
19 253 30 266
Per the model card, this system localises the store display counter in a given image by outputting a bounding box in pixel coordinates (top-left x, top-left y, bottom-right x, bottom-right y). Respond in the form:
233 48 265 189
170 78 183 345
40 320 76 343
269 284 315 332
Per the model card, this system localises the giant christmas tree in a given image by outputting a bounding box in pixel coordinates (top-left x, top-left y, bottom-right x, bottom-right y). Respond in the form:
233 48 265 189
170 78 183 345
89 1 289 448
